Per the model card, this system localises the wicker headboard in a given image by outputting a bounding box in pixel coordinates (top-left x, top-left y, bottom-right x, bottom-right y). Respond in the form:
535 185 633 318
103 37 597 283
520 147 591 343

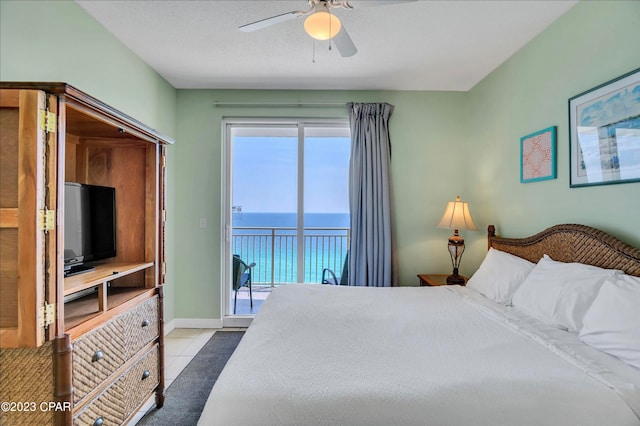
488 224 640 277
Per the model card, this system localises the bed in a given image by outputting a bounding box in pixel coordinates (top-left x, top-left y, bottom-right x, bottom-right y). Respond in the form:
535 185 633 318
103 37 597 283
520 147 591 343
200 224 640 425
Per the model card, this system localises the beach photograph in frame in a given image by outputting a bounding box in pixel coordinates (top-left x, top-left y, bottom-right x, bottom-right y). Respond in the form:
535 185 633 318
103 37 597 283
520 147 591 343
569 68 640 187
520 126 557 183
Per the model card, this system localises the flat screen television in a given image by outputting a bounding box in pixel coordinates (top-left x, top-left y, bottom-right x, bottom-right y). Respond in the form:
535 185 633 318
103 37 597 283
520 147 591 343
64 182 116 277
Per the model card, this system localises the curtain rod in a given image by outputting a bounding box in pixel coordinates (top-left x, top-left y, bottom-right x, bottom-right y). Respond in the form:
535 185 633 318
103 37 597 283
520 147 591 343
212 101 347 108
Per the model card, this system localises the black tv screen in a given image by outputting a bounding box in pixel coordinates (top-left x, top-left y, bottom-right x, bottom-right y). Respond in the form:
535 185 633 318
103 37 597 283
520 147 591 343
64 182 116 276
89 185 117 261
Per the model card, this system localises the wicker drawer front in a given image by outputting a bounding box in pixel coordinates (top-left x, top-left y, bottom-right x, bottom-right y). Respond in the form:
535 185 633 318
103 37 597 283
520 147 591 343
123 296 159 357
72 385 125 426
121 345 160 419
73 345 159 426
73 318 127 404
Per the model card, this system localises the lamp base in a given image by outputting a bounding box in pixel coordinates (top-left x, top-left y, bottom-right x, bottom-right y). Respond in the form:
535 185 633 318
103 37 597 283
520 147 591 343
446 274 466 285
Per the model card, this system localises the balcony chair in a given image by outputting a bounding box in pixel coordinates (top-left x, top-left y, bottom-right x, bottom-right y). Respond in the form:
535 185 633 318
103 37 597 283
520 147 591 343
321 253 348 286
233 254 256 314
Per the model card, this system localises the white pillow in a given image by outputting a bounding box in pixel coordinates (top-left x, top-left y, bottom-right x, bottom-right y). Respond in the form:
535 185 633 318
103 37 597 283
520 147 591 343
467 248 535 304
511 255 619 332
579 274 640 370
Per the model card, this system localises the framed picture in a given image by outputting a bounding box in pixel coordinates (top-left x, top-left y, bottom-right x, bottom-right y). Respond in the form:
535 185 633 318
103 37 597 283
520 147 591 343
569 68 640 188
520 126 557 183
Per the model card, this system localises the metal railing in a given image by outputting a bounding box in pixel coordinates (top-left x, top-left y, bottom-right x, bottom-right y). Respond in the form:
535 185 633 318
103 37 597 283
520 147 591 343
232 227 349 285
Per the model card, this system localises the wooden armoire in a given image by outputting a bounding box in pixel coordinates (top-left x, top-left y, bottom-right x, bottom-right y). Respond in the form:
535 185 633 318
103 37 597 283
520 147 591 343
0 83 173 425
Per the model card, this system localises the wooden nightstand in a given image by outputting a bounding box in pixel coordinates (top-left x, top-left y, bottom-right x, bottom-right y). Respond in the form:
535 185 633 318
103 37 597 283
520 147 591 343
417 274 468 286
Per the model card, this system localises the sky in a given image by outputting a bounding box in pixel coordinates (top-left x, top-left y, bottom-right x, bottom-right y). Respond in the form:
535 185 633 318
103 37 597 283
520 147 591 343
232 134 350 214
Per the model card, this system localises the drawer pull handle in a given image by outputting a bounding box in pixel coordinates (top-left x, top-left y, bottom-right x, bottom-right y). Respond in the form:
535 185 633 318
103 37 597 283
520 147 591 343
93 416 104 426
142 370 151 380
92 350 104 363
141 319 150 327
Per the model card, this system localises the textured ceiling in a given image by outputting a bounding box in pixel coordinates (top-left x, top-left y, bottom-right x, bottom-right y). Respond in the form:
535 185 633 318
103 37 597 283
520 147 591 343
76 0 578 91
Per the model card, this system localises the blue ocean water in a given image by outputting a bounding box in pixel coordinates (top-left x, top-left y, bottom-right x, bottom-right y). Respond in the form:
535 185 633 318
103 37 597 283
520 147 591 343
232 212 349 283
232 212 349 228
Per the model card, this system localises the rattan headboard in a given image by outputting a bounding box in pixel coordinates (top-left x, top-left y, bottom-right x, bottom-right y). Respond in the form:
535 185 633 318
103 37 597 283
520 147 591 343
488 224 640 277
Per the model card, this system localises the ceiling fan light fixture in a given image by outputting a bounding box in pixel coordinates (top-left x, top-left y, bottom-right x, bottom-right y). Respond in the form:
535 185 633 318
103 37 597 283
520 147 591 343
304 10 341 40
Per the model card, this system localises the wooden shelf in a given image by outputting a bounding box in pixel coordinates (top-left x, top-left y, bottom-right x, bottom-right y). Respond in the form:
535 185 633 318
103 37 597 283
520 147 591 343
65 287 154 334
63 261 155 335
64 261 153 296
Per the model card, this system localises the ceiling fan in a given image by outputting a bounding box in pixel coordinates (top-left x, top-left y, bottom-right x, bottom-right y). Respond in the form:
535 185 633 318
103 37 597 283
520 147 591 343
239 0 415 58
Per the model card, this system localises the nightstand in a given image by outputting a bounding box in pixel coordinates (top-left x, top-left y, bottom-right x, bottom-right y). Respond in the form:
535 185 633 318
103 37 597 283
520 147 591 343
417 273 468 286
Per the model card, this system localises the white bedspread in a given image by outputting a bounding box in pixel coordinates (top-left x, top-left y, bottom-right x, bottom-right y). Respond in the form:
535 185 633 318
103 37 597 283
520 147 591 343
199 285 640 426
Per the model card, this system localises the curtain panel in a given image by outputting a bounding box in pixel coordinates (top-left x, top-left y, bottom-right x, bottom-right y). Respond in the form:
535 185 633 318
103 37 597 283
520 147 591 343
346 102 395 287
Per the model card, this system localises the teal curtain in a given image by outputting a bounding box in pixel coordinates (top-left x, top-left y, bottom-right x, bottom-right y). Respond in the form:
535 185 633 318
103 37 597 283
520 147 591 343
346 102 395 287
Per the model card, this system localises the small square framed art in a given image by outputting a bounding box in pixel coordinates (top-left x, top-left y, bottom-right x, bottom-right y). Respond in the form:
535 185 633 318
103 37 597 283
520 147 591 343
520 126 557 183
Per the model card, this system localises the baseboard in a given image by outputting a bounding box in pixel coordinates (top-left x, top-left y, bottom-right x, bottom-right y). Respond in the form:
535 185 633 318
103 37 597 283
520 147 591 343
165 317 250 333
168 318 224 330
164 318 176 336
222 316 253 328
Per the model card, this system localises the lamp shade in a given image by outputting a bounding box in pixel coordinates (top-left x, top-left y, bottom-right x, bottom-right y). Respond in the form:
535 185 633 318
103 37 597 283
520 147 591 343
304 11 341 40
437 196 478 231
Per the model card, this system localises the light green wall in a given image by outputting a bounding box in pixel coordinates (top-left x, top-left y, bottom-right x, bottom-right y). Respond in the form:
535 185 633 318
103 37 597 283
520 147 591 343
174 89 467 318
463 0 640 271
0 0 178 322
173 0 640 320
0 1 176 135
3 0 639 323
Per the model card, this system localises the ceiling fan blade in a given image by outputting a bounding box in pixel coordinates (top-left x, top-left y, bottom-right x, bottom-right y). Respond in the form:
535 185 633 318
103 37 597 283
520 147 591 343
239 11 301 32
333 26 357 57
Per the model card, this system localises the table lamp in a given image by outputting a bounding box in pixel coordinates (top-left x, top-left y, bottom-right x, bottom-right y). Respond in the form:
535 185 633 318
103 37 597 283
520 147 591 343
437 196 478 284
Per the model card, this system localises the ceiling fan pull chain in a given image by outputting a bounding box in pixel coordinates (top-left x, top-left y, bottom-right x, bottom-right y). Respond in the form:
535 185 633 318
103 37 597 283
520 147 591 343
312 39 316 63
328 9 333 51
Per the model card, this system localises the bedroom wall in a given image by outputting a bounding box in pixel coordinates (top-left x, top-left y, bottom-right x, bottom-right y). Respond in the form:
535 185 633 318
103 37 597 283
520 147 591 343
462 0 640 272
174 89 468 321
0 0 179 322
3 0 638 325
177 0 640 322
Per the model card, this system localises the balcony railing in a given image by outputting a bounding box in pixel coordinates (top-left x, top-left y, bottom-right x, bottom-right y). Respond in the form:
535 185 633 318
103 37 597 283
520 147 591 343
232 227 350 285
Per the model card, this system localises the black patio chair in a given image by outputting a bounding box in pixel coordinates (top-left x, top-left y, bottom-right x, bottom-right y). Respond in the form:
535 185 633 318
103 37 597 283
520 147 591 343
233 254 256 314
321 252 348 286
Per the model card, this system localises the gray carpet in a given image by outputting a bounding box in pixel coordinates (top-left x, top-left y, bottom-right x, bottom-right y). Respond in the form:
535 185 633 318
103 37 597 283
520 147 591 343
138 331 244 426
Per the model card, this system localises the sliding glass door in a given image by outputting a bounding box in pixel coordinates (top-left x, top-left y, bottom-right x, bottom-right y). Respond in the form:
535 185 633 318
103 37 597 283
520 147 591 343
303 126 351 283
223 119 350 319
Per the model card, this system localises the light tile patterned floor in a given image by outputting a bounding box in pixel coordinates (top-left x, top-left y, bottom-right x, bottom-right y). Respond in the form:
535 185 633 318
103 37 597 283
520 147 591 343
127 327 246 425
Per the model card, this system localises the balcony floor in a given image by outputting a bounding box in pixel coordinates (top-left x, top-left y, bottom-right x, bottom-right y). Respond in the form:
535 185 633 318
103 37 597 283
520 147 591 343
233 285 272 315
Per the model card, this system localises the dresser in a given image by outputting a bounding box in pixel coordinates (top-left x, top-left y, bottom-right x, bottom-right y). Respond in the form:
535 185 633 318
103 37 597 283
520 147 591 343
0 83 173 425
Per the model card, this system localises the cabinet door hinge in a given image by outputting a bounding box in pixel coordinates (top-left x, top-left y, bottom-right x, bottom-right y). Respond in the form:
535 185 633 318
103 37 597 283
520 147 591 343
162 209 166 222
162 262 166 276
39 303 55 327
39 209 55 231
38 109 57 133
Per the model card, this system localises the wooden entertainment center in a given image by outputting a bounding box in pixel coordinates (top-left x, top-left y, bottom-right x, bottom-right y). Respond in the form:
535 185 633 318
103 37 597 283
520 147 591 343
0 83 173 425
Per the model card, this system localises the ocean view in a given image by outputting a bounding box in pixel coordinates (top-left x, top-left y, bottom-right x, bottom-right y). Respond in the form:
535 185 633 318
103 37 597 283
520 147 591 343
232 212 350 228
232 212 350 284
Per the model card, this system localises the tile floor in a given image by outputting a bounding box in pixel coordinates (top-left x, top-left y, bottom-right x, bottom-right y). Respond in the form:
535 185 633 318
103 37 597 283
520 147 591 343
128 327 246 425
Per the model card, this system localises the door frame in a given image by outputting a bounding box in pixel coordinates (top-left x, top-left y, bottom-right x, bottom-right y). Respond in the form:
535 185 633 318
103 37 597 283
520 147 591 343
220 117 349 327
